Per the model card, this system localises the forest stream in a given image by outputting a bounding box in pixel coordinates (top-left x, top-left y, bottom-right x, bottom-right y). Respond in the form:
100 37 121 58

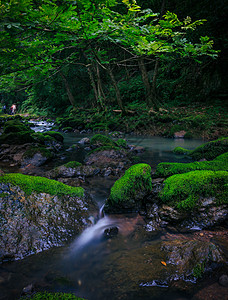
0 122 227 300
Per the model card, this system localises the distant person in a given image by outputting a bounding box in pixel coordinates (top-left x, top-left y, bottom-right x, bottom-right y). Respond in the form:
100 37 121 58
2 104 6 114
11 104 16 114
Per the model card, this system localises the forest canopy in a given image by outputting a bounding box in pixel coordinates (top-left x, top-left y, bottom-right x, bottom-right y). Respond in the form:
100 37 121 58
0 0 226 114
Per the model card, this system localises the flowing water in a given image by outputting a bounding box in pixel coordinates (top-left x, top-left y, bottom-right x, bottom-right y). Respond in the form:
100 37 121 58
0 129 207 300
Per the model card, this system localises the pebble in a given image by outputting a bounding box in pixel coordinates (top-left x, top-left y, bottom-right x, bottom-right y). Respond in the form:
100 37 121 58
219 274 228 287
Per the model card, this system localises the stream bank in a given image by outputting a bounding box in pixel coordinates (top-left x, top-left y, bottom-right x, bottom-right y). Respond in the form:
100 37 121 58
0 119 227 300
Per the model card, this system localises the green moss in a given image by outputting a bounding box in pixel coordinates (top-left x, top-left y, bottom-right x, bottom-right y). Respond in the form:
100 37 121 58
31 132 55 144
108 163 152 205
159 170 228 210
90 134 116 147
0 173 84 197
116 139 127 148
20 292 86 300
0 131 34 145
173 147 191 155
45 131 64 142
62 127 73 132
155 152 228 177
173 137 228 160
23 146 53 159
3 120 31 133
193 261 206 278
64 161 82 168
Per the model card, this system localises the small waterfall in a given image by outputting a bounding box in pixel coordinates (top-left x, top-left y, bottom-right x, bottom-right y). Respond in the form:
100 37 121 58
99 204 105 219
70 216 117 252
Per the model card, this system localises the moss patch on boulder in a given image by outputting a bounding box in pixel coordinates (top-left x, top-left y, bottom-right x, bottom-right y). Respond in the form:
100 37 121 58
154 152 228 177
90 134 116 147
0 131 34 144
159 170 228 210
104 163 152 213
173 137 228 160
45 131 64 142
64 161 82 168
0 173 84 197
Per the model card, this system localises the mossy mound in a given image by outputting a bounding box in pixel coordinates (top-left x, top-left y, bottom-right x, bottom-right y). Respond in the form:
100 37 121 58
104 163 152 213
20 292 85 300
154 152 228 177
64 161 82 168
45 131 64 142
159 170 228 210
90 134 116 147
173 137 228 160
0 173 84 197
3 119 32 134
22 146 54 159
0 131 34 144
116 138 127 148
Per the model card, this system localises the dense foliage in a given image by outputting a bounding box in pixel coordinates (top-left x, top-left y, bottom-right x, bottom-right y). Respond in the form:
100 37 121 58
0 0 224 116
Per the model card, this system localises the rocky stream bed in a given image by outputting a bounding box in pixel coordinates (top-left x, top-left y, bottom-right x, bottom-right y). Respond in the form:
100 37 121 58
0 117 227 300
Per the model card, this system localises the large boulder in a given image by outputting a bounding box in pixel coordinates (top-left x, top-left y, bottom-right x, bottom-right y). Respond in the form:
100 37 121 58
161 239 226 281
46 161 100 179
144 170 228 231
0 173 93 262
104 163 153 213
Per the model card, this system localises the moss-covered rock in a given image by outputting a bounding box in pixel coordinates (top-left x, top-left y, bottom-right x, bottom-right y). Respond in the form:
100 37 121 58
154 152 228 177
0 173 90 261
104 163 153 213
45 131 64 143
116 138 127 148
173 137 228 160
3 119 32 134
0 173 84 197
159 170 228 211
90 134 116 147
0 131 35 144
64 161 82 168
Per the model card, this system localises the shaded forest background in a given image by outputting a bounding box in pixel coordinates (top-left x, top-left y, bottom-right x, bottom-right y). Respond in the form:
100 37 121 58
1 0 227 117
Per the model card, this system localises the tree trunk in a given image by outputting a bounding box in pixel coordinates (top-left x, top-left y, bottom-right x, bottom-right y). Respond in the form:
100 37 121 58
138 57 153 106
138 57 160 109
96 62 106 108
59 72 76 107
107 67 125 112
87 64 99 106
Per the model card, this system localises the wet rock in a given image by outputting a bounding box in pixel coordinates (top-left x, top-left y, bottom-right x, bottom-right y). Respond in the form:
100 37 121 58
78 137 90 145
161 239 225 281
128 145 145 153
103 226 119 238
192 282 228 300
0 179 94 262
46 164 100 179
21 283 34 296
174 131 186 138
159 205 188 223
21 152 51 167
85 149 131 169
219 274 228 287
